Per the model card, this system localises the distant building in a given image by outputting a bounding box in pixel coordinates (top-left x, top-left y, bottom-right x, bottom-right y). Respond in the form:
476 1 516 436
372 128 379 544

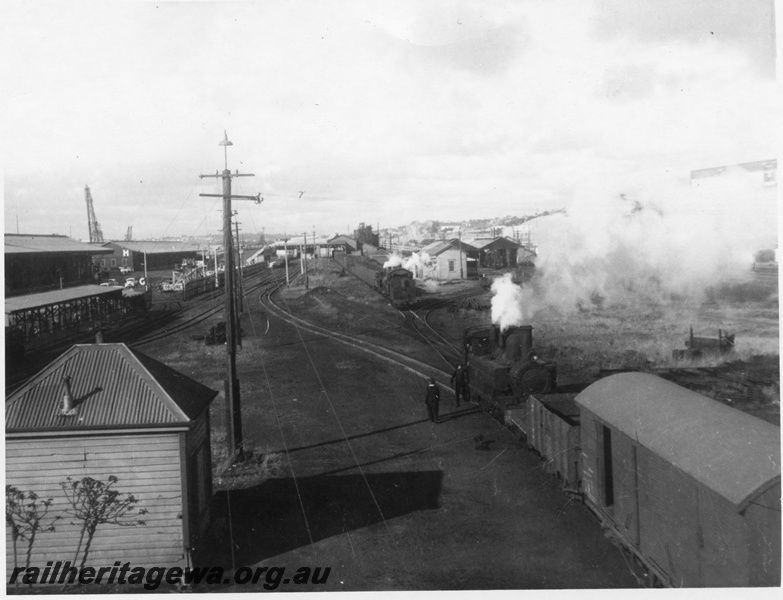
463 236 529 270
690 159 776 189
326 235 359 255
421 239 479 280
245 247 277 266
353 223 379 247
95 241 204 273
5 234 113 297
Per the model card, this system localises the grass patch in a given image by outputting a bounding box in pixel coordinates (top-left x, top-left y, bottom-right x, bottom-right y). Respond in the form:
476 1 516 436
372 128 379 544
211 430 285 490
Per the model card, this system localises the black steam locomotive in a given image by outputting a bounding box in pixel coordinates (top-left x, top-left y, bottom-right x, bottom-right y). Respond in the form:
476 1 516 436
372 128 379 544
333 252 417 309
463 324 556 412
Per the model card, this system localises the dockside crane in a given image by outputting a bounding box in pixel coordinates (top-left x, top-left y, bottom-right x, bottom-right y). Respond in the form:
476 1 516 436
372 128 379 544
85 185 104 243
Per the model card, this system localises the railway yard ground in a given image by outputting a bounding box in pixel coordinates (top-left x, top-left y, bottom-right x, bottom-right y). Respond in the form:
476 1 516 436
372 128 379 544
6 259 779 591
124 259 778 591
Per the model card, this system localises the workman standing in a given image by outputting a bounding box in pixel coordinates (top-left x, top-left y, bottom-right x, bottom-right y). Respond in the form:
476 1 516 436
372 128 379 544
450 363 468 407
425 377 441 424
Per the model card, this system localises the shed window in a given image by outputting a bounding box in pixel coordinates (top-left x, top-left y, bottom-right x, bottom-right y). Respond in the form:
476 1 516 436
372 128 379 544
448 260 455 272
100 259 106 267
121 258 127 267
111 259 116 267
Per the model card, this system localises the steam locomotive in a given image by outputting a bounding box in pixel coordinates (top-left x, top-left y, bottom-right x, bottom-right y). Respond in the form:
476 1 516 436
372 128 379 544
333 252 417 309
463 324 557 413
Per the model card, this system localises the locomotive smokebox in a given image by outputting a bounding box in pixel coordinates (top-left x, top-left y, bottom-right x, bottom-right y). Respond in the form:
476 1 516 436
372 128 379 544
503 325 533 364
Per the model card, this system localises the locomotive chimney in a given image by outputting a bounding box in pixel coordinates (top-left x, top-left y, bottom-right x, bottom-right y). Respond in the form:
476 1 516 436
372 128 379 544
504 325 533 363
61 374 76 415
492 324 500 349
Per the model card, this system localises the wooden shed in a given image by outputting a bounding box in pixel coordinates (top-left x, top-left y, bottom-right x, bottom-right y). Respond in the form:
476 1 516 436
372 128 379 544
576 373 780 587
526 393 580 489
6 343 217 574
421 240 479 280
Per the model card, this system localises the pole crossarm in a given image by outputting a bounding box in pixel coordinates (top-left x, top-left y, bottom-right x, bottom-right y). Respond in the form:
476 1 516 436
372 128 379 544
199 172 255 178
200 193 263 204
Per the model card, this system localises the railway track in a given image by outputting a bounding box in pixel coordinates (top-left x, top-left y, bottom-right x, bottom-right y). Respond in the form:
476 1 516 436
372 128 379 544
131 266 295 346
260 285 457 394
403 288 487 369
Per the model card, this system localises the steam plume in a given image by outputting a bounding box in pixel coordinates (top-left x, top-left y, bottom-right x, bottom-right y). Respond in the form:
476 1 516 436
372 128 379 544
520 170 776 318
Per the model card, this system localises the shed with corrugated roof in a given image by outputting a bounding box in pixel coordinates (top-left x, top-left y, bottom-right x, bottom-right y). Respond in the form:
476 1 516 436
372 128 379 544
576 372 780 587
6 343 218 575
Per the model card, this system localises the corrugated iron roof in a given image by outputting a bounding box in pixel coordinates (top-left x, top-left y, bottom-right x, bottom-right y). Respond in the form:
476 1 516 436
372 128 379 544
576 373 781 511
6 344 217 432
6 285 123 315
5 234 112 255
421 239 478 256
462 236 521 250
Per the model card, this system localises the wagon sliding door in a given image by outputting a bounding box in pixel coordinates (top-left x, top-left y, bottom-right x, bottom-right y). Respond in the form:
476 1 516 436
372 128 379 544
596 424 640 548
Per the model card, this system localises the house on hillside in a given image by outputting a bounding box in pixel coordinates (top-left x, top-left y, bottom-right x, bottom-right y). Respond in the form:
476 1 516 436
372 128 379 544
421 239 479 280
6 343 217 575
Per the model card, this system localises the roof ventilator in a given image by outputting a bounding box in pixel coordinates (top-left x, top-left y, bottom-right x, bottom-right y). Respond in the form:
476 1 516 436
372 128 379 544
61 374 77 416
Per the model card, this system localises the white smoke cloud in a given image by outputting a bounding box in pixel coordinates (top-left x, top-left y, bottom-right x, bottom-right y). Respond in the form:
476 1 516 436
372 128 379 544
520 169 777 318
384 250 433 278
491 273 525 332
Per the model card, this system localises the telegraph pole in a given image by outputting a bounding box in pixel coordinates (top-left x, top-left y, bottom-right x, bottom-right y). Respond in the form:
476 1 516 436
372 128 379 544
234 215 244 314
282 235 290 285
199 132 262 462
302 232 309 290
458 229 464 279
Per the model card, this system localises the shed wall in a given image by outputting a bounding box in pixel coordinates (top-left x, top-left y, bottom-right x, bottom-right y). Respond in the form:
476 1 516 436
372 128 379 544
6 433 186 575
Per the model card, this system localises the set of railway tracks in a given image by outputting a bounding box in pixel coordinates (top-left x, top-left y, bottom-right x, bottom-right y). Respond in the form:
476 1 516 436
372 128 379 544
260 284 459 394
130 266 295 347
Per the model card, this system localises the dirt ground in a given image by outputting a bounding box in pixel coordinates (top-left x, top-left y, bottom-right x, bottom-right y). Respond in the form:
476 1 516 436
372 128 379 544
134 259 778 591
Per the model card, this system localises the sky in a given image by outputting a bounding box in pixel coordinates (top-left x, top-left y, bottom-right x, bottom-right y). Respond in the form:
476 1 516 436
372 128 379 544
2 0 778 241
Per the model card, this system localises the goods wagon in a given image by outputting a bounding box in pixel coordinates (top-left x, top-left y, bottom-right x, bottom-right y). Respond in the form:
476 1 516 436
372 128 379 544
466 328 781 588
525 393 580 490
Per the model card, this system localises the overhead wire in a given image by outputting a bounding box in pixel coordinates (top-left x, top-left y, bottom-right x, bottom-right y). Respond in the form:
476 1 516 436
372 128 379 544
274 290 410 568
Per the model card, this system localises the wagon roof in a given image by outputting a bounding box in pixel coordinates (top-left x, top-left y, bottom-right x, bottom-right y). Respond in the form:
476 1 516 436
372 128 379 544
576 373 781 510
6 343 218 433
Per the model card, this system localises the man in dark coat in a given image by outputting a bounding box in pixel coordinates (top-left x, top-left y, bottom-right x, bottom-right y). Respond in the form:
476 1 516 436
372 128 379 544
450 363 468 407
425 377 441 424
